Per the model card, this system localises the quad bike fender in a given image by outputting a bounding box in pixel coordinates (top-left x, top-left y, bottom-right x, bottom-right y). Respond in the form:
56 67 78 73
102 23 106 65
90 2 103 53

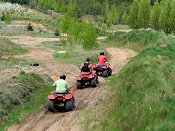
102 66 108 69
48 94 56 100
65 91 74 99
88 74 94 79
76 76 81 80
65 94 73 99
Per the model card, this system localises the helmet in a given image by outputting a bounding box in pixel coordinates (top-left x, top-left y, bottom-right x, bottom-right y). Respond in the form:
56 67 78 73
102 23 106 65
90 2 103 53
100 51 104 55
60 74 66 80
86 58 90 62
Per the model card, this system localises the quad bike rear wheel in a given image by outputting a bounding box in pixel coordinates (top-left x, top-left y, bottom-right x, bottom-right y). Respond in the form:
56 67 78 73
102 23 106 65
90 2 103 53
95 74 99 84
48 100 56 112
90 77 97 87
77 81 82 89
103 70 108 77
65 98 75 111
108 68 112 76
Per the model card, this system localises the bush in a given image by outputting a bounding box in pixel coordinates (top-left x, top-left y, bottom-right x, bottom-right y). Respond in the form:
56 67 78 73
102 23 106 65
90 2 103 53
1 13 12 24
1 13 5 21
54 29 60 36
27 22 34 31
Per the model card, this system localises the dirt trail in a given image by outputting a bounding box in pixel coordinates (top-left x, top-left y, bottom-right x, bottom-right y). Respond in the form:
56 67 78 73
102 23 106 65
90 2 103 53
7 35 137 131
14 20 47 30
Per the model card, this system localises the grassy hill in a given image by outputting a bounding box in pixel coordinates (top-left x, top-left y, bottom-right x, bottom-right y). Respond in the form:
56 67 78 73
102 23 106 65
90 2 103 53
0 37 27 56
0 37 28 70
0 72 53 131
84 30 175 130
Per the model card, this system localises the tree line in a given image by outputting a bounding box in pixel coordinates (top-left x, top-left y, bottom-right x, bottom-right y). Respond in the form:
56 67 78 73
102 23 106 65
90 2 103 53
0 0 31 4
127 0 175 34
60 4 98 50
36 0 132 16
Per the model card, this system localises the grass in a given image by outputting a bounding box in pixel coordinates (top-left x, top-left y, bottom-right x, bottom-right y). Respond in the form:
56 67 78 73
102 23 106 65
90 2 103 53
0 21 58 37
40 40 110 67
0 72 53 131
0 37 27 56
83 30 175 130
11 9 62 30
0 37 29 70
107 24 131 32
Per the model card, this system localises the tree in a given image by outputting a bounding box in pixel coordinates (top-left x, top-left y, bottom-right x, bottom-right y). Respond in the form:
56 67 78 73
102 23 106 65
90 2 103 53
169 0 175 33
104 0 109 17
66 0 76 17
122 12 128 24
111 4 118 24
128 0 139 28
60 0 66 13
80 22 98 49
106 10 113 27
52 0 59 12
150 1 160 30
158 0 171 33
137 0 150 28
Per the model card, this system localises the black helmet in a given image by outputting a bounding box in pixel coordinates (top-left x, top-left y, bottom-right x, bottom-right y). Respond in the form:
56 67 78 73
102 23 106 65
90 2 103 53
60 74 66 80
100 51 104 55
86 58 90 62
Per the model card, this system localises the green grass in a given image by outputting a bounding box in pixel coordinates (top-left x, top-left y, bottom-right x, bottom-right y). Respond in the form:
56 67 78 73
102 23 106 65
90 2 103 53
0 22 58 37
0 37 29 70
11 9 62 30
83 30 175 130
40 41 109 67
0 37 27 56
0 72 53 131
107 24 131 32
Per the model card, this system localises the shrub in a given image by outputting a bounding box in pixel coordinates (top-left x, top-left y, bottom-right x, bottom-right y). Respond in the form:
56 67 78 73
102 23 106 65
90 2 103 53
1 13 12 24
54 29 60 36
27 22 34 31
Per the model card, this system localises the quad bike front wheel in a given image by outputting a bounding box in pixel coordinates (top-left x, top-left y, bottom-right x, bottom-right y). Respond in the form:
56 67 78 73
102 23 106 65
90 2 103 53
90 77 97 87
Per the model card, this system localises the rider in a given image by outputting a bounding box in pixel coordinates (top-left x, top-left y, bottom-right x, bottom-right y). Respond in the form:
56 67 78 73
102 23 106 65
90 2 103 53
98 51 109 65
80 58 92 74
53 74 71 93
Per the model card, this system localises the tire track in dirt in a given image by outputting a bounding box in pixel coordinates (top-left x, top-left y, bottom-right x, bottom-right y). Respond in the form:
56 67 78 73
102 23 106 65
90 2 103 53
7 36 137 131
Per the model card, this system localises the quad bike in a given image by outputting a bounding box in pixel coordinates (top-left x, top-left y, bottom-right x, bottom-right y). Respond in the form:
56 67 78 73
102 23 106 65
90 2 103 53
48 91 75 112
76 70 98 89
93 63 112 77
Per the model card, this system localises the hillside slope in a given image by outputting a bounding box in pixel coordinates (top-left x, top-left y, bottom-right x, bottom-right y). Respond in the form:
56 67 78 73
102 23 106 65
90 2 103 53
83 30 175 130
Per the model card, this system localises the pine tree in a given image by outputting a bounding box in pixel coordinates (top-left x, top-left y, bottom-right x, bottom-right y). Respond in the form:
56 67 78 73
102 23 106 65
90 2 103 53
137 0 150 28
60 0 65 13
158 0 171 33
106 10 113 28
122 12 128 24
128 0 139 28
111 4 118 24
66 0 76 17
104 0 109 22
150 1 160 30
169 0 175 33
52 0 59 12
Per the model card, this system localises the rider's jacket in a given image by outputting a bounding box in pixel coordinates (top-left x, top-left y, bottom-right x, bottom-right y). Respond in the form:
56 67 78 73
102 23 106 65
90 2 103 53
98 55 108 64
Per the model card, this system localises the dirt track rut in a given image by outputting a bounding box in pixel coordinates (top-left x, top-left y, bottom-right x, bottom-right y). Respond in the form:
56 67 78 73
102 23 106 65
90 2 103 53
7 36 137 131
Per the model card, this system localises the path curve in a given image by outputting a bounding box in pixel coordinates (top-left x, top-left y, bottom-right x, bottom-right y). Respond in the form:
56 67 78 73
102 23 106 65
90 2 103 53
7 35 137 131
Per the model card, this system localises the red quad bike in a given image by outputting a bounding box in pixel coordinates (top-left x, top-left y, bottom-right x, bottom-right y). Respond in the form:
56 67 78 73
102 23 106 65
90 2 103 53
76 70 98 89
94 63 112 77
48 91 75 112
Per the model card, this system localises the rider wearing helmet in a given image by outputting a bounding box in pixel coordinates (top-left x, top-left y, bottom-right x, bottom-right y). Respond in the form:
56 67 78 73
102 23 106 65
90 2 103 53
98 51 109 64
80 58 92 74
53 74 71 93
